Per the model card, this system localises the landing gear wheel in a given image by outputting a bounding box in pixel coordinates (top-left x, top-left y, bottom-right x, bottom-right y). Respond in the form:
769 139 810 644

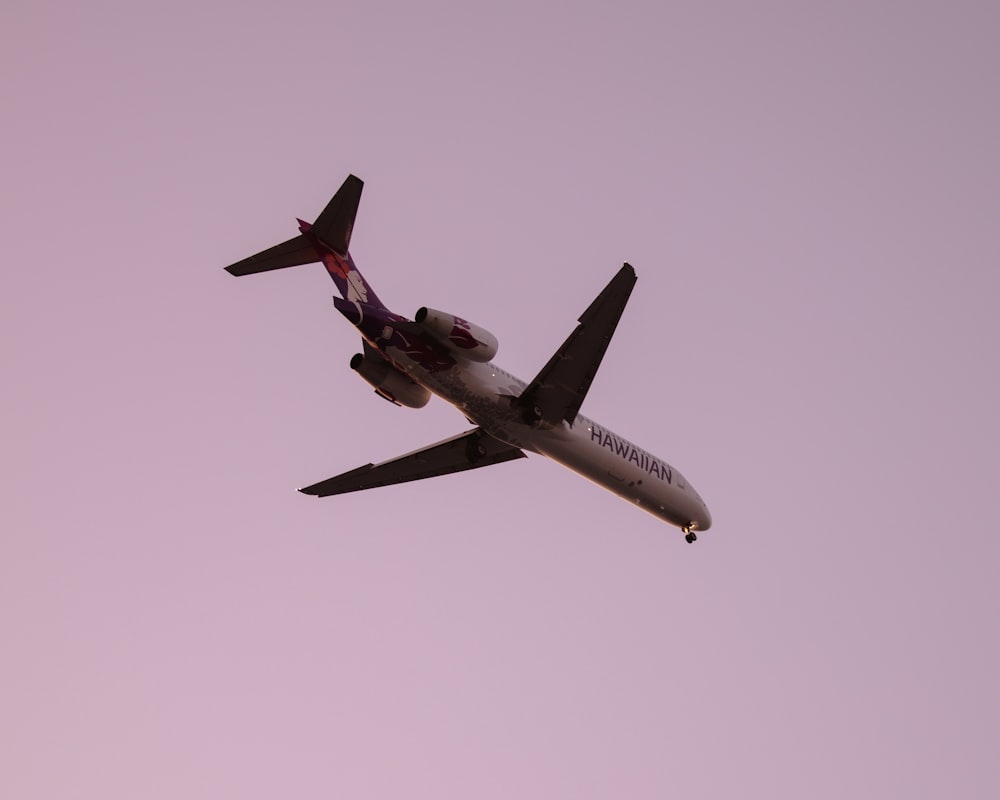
683 527 698 544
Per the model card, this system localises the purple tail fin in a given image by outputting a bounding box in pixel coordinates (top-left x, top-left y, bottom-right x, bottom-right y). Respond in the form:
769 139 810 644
224 174 387 311
297 223 386 311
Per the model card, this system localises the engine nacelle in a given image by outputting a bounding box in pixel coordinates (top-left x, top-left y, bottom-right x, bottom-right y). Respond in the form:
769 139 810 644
415 307 499 362
350 353 431 408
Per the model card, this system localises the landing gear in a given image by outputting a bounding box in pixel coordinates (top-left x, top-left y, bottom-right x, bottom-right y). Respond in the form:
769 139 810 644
683 527 698 544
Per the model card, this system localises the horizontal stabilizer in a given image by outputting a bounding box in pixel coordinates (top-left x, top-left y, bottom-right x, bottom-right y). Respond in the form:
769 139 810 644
299 428 525 497
224 174 364 276
224 234 319 276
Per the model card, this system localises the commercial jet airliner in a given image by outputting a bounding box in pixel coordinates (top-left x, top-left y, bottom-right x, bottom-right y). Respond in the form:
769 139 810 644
225 175 712 542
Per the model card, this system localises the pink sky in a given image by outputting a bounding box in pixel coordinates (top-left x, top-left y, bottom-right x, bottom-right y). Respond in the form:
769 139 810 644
3 1 998 797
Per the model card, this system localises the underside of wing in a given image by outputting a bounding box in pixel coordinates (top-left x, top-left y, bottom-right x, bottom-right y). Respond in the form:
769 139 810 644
518 263 637 426
298 428 526 497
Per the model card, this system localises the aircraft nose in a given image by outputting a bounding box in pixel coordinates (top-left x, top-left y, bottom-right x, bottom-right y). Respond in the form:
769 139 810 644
685 486 712 532
695 503 712 532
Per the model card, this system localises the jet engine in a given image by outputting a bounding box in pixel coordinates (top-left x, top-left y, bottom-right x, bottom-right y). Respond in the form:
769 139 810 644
415 307 498 362
350 352 431 408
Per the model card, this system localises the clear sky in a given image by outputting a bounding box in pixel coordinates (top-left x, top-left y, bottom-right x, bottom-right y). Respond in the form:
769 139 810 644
3 1 998 797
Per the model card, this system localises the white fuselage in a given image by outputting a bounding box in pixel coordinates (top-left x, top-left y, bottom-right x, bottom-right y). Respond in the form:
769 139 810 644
384 344 712 531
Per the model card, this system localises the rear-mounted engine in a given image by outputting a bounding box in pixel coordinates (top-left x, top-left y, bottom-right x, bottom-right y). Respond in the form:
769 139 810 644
415 307 498 362
350 352 431 408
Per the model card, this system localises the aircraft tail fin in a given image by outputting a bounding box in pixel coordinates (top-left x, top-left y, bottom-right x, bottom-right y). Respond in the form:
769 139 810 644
310 173 362 254
224 174 386 310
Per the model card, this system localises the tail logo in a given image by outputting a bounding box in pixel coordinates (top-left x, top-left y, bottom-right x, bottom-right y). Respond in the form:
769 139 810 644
324 252 369 304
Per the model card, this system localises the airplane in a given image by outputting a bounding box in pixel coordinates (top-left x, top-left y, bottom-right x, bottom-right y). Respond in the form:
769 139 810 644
224 175 712 543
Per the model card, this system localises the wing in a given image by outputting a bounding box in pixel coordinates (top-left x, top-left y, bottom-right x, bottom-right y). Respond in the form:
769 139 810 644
518 263 637 427
298 428 526 497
